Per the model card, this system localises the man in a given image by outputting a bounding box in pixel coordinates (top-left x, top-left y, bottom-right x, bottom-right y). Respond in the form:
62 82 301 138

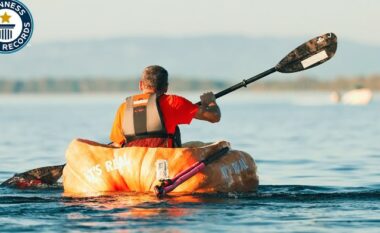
110 65 221 148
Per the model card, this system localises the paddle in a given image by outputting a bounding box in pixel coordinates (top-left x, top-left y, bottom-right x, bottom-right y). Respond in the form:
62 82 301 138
196 32 337 105
1 32 337 188
0 164 65 188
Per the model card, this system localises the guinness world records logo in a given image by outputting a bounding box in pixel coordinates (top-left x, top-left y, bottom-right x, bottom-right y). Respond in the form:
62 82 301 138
0 0 33 54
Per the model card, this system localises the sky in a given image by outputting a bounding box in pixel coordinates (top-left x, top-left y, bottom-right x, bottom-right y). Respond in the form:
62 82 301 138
26 0 380 46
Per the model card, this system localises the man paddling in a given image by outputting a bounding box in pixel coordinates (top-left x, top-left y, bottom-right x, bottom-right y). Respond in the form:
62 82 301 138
2 33 338 190
110 65 221 148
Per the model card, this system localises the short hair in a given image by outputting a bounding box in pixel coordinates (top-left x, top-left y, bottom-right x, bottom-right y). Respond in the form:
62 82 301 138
141 65 168 92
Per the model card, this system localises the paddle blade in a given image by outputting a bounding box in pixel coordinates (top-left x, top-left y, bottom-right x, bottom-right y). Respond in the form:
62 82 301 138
0 164 65 188
276 32 337 73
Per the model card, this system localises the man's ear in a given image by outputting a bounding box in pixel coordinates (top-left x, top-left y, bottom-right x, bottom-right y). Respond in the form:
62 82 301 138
139 80 143 91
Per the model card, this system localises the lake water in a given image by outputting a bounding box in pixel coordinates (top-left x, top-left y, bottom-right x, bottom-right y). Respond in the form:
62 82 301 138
0 92 379 232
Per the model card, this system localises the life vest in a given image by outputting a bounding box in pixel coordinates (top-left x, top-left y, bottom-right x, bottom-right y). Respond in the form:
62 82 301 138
122 93 181 148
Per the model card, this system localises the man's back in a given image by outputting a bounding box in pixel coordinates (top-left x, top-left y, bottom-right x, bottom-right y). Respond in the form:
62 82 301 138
110 94 199 147
110 65 220 148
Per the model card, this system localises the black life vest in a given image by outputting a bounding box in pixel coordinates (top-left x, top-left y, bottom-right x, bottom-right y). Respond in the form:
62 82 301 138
122 93 181 148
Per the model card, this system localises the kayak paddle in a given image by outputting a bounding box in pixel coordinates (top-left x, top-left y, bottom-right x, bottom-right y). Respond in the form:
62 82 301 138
0 164 65 188
196 32 337 104
1 32 337 189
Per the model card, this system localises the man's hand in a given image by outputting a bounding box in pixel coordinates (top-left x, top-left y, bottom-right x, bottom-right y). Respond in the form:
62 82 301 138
200 92 217 106
195 92 221 123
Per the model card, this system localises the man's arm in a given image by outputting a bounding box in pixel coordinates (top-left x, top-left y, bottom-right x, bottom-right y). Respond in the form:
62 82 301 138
110 103 127 147
195 92 221 123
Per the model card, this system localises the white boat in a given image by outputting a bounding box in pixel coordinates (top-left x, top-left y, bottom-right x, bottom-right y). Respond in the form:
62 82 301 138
342 88 373 105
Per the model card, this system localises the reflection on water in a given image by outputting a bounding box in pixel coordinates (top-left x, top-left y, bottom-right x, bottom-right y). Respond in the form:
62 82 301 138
64 193 200 219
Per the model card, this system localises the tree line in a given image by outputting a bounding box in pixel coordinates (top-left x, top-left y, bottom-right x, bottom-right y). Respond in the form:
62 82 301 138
0 75 379 93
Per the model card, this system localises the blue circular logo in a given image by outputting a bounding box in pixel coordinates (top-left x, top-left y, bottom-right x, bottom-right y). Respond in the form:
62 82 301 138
0 0 33 54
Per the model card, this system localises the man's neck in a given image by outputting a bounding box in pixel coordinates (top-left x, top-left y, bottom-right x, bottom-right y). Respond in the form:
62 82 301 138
143 89 165 96
142 89 155 94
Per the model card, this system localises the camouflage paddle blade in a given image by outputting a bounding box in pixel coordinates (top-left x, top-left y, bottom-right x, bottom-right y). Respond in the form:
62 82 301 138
0 164 65 188
276 32 338 73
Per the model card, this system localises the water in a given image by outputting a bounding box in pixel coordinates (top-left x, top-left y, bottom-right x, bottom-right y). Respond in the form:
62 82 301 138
1 92 379 232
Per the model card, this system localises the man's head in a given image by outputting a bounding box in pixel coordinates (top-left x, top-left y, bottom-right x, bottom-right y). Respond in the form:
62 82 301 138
139 65 168 94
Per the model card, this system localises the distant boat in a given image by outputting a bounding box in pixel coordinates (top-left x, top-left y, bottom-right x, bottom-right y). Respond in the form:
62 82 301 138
341 88 373 105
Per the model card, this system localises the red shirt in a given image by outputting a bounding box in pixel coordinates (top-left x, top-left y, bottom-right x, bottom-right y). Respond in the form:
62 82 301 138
110 94 199 146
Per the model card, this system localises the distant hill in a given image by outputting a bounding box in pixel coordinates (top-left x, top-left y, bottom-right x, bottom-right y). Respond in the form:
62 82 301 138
0 36 379 80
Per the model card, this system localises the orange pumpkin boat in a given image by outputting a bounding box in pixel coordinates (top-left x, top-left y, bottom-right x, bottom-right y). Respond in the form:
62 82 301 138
63 139 259 196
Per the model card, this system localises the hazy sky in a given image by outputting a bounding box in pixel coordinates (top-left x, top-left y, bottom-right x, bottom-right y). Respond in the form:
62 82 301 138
26 0 380 46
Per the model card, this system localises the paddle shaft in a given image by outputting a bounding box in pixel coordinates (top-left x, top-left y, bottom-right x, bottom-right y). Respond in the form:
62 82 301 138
196 67 277 105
